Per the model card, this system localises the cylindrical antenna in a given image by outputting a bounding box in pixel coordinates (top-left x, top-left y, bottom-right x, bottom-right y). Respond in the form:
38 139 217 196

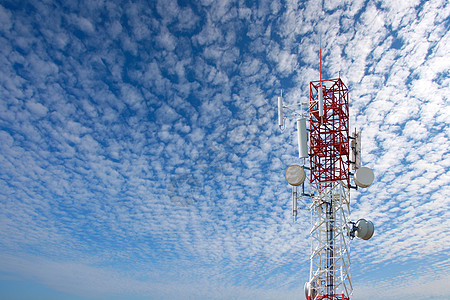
318 85 324 117
278 96 283 128
297 118 308 158
292 185 297 218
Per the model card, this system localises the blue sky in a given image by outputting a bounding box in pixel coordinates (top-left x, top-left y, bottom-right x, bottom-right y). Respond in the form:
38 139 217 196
0 0 448 299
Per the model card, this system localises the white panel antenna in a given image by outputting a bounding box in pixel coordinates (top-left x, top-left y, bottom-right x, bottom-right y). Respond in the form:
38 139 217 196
351 131 361 170
318 85 324 117
297 118 308 158
278 96 283 128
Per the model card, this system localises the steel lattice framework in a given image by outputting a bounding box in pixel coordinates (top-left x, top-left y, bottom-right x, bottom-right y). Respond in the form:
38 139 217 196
310 78 350 186
308 78 352 300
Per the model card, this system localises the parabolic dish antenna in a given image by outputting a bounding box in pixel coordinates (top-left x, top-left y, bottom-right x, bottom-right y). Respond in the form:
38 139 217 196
354 166 374 188
355 219 375 240
304 282 309 299
304 281 317 299
285 165 306 186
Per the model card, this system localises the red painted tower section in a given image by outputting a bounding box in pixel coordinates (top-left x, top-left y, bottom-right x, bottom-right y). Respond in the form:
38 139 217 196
309 78 350 188
308 78 350 300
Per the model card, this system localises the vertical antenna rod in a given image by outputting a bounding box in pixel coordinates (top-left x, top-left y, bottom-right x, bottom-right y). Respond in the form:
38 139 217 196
319 48 322 83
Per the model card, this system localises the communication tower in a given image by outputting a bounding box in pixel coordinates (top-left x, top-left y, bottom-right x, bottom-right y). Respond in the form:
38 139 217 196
278 54 375 300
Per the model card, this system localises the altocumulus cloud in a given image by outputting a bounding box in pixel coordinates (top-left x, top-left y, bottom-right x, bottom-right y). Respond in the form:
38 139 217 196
0 0 448 299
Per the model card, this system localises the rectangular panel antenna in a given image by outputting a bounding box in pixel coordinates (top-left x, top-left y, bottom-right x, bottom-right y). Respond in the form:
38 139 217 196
318 85 324 117
351 131 361 170
297 118 308 158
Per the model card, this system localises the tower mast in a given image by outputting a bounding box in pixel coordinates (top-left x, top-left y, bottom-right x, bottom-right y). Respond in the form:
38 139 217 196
308 76 351 299
278 53 375 300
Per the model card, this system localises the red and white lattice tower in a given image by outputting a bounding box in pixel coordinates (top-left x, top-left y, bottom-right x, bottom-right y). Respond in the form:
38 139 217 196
307 77 352 300
279 48 375 299
279 70 375 299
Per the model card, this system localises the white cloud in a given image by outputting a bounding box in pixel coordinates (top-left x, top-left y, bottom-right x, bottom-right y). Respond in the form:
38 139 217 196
0 4 12 32
69 14 95 34
0 0 448 299
25 101 48 117
0 130 13 147
156 26 177 51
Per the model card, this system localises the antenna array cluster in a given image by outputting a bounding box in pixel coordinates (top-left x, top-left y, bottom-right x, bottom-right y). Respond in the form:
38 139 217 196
277 76 375 300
